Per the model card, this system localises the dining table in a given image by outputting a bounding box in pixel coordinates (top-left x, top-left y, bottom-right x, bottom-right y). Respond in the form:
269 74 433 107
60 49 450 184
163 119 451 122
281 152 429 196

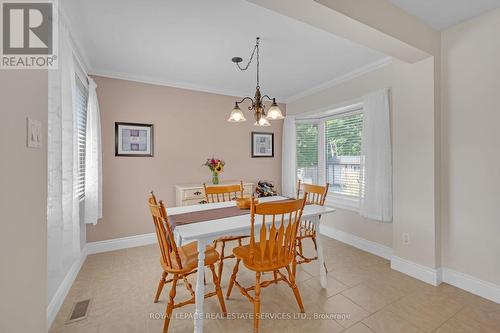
166 195 336 333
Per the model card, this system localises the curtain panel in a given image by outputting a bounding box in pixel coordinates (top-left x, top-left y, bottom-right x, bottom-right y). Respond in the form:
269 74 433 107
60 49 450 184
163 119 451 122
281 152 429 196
84 78 103 225
282 115 297 198
47 19 81 301
359 89 393 222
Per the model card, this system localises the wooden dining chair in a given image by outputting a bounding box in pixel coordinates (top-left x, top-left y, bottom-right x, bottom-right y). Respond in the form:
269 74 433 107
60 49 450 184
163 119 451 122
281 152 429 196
203 181 244 203
226 196 308 333
148 192 227 333
295 180 329 274
203 181 249 280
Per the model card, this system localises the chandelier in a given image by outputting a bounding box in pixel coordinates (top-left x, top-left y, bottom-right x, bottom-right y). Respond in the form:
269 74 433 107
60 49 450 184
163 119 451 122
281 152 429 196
227 37 284 126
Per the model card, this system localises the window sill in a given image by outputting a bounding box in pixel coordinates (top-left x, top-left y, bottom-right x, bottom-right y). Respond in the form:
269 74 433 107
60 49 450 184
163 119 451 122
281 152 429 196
325 194 359 212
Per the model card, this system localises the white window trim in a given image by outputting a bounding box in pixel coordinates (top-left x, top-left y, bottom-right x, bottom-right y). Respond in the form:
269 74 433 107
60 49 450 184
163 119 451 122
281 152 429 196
297 103 364 212
325 193 359 212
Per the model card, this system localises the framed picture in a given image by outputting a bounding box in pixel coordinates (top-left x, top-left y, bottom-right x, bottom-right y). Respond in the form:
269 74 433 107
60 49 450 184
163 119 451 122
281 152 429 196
251 132 274 158
115 122 154 157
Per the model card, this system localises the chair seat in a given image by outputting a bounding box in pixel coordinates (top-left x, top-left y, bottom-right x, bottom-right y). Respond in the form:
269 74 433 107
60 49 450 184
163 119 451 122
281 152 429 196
161 241 219 273
232 243 293 272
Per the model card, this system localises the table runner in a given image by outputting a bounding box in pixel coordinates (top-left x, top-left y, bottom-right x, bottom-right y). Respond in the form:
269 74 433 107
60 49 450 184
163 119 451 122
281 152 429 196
169 205 250 227
169 198 298 228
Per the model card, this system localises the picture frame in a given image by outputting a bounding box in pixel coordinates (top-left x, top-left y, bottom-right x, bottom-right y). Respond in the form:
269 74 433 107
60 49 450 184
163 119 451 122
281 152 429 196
251 132 274 158
115 122 154 157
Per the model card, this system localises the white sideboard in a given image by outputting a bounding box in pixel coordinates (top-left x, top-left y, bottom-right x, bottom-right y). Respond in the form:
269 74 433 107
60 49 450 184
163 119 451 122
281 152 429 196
175 181 254 207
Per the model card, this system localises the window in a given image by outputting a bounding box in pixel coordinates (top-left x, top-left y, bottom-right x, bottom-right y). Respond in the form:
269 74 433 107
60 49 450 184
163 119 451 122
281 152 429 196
75 76 88 200
296 104 364 209
325 112 363 197
296 123 319 184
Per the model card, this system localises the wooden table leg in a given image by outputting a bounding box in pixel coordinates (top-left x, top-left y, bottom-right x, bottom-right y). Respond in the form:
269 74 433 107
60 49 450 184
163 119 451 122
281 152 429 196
313 216 328 288
194 238 207 333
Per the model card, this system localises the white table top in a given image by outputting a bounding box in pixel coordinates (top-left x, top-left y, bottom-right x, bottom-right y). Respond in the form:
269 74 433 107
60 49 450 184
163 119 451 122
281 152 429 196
168 196 336 242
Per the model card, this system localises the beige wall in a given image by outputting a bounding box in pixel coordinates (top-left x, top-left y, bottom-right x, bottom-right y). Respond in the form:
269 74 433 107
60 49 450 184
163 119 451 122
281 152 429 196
288 58 437 266
86 76 283 242
441 8 500 285
391 58 437 268
0 71 48 332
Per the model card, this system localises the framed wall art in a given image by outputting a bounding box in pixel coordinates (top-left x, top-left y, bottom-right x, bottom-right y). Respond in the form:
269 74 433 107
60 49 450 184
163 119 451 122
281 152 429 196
115 122 154 157
251 132 274 158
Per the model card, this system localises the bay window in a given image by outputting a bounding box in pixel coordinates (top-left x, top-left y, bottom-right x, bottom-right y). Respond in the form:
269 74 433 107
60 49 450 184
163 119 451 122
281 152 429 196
296 104 364 209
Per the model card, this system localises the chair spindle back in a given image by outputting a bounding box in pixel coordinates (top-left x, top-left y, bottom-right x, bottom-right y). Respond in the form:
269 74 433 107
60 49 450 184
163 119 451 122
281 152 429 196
297 180 329 206
203 181 244 203
148 193 183 270
248 195 307 265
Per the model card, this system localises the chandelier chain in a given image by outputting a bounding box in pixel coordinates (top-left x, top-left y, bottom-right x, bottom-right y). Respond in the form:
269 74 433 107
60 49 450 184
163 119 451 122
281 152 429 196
235 38 260 88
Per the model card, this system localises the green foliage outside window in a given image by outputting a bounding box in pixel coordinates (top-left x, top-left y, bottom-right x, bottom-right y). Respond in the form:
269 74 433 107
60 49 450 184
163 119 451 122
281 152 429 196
296 123 318 169
325 113 363 158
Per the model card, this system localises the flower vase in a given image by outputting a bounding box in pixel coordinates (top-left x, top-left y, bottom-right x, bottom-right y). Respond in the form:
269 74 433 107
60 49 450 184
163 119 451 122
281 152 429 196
212 171 219 184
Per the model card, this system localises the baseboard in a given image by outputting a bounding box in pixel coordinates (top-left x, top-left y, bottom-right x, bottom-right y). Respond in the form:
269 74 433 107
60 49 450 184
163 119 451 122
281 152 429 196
46 246 88 330
86 232 157 255
442 268 500 304
319 224 393 260
390 256 441 286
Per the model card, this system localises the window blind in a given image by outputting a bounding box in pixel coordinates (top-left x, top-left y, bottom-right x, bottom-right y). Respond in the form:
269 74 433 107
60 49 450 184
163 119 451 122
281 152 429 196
75 76 88 200
325 112 363 197
296 123 319 185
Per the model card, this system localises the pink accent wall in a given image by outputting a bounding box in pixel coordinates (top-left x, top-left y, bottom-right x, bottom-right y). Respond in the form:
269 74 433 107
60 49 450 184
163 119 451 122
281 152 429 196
86 76 284 242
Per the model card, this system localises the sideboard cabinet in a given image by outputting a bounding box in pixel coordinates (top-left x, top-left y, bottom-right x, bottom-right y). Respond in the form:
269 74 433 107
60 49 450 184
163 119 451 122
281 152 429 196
175 181 254 206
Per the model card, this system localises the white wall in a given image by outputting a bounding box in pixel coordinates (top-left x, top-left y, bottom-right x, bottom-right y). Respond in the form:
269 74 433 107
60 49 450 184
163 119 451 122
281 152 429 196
288 58 437 267
441 8 500 285
0 70 48 332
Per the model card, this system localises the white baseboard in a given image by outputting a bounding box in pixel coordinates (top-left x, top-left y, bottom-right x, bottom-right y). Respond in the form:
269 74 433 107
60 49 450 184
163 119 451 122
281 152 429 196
320 224 393 260
442 268 500 304
86 232 157 255
46 246 88 330
390 256 441 286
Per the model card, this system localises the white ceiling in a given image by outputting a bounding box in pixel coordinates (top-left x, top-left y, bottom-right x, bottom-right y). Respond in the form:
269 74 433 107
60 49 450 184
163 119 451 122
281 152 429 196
390 0 500 30
64 0 388 102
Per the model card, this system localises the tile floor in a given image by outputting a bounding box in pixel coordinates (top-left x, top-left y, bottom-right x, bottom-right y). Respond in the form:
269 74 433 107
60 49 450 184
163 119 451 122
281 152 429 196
50 236 500 333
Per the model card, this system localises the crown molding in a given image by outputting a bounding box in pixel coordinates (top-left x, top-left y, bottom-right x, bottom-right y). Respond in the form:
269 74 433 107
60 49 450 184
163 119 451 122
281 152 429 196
283 56 393 103
88 69 281 101
88 57 391 104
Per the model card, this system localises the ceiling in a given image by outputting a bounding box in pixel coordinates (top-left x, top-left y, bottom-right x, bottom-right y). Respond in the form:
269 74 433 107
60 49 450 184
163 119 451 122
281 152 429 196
390 0 500 30
64 0 388 102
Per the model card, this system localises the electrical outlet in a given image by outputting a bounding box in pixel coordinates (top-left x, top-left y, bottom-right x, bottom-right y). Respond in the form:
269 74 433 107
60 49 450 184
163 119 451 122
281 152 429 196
402 232 411 245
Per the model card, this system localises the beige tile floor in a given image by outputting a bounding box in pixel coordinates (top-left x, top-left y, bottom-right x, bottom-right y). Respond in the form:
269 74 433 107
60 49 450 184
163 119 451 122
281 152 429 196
50 236 500 333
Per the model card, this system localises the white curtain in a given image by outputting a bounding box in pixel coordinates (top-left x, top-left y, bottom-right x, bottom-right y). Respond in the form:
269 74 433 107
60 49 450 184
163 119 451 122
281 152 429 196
47 19 81 302
282 115 297 198
84 78 102 225
359 89 392 222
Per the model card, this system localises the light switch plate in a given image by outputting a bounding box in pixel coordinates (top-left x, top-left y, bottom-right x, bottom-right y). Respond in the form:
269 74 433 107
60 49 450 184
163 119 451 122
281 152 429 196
27 117 42 148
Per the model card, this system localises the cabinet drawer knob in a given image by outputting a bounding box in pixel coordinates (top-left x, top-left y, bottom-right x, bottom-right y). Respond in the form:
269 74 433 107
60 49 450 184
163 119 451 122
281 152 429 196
194 191 202 195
